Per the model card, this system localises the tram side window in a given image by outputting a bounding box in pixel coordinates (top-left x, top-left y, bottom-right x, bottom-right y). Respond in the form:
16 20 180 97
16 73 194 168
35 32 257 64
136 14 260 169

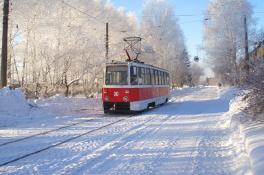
165 72 167 85
161 72 164 85
161 71 163 85
156 70 159 85
160 71 163 85
142 68 146 85
164 72 167 85
157 71 159 85
153 70 155 85
146 68 151 85
150 69 155 85
137 67 143 85
130 66 138 85
158 71 161 85
163 72 166 85
160 72 163 85
155 70 159 85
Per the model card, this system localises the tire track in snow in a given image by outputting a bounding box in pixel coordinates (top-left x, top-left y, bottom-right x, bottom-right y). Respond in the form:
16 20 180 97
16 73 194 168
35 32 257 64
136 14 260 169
107 115 182 175
190 115 234 175
86 115 178 175
40 115 157 173
25 106 171 173
55 114 175 175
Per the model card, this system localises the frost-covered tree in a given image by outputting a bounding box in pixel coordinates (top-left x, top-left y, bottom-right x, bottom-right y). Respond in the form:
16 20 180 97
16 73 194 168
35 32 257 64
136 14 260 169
140 0 190 87
203 0 253 85
191 63 204 85
6 0 195 95
171 48 193 86
254 29 264 44
180 48 192 85
8 0 137 97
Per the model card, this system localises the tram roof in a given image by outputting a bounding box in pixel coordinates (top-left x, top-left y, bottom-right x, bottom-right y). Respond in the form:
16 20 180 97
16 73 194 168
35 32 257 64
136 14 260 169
106 60 169 73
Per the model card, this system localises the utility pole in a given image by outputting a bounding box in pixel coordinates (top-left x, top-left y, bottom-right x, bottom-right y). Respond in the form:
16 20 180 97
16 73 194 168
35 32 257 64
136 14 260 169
105 22 109 61
1 0 9 88
244 15 250 75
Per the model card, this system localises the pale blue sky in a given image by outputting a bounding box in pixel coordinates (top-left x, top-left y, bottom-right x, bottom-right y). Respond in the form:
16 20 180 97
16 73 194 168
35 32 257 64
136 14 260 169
111 0 264 59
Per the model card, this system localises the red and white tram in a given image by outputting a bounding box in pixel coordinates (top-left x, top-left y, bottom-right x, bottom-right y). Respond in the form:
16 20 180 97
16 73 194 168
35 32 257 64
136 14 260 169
102 60 170 113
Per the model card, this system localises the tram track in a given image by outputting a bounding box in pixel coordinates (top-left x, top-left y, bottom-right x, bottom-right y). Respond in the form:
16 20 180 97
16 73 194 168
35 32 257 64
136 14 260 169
0 113 140 167
50 114 158 174
0 119 95 147
0 102 169 168
76 113 177 174
0 112 123 148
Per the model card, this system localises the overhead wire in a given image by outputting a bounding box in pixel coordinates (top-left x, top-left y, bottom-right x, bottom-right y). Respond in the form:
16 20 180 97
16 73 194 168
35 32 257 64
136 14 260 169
61 0 99 20
179 19 207 25
61 0 136 36
7 1 264 39
60 0 219 32
140 13 204 18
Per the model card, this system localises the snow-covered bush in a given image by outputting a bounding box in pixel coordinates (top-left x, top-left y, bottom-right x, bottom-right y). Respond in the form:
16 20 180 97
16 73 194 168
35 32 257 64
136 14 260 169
244 59 264 119
0 87 30 117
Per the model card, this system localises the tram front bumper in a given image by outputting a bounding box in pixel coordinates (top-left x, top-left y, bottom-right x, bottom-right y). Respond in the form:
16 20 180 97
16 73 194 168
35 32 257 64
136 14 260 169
103 102 130 112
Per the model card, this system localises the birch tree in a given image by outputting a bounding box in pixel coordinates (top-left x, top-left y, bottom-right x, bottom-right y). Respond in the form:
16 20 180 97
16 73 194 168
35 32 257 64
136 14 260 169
140 0 191 86
203 0 253 85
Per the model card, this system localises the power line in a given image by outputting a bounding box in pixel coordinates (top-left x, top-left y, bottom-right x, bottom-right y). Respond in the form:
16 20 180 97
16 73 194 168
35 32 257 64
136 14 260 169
179 19 206 25
61 1 208 30
62 0 98 20
183 11 264 18
174 14 204 17
140 13 204 18
61 0 138 38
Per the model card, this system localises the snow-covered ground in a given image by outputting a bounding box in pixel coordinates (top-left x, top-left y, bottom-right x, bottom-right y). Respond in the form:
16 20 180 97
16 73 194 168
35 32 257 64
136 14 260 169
0 86 263 175
0 88 103 129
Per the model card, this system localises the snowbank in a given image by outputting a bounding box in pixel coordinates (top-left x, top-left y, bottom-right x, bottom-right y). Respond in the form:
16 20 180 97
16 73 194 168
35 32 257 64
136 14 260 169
0 87 30 117
0 87 37 127
229 93 264 175
35 94 102 116
0 88 102 128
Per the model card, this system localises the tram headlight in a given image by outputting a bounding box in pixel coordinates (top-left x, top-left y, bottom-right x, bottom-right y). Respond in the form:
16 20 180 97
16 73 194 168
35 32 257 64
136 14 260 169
123 96 129 102
104 96 109 102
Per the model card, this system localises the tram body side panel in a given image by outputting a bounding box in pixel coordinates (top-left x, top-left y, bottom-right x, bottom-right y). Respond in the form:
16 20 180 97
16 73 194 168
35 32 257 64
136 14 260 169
102 86 169 111
102 87 139 103
102 86 169 102
130 86 169 111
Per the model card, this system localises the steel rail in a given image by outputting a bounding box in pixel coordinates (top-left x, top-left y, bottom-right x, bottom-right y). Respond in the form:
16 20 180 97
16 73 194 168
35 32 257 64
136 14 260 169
0 114 138 167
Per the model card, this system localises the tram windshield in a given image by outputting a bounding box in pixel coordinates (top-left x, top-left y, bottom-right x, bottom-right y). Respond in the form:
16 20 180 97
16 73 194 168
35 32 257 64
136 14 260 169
105 65 128 85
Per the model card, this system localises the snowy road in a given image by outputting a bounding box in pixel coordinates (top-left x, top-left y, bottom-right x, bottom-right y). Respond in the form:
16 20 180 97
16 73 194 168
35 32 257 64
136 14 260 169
0 86 252 175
